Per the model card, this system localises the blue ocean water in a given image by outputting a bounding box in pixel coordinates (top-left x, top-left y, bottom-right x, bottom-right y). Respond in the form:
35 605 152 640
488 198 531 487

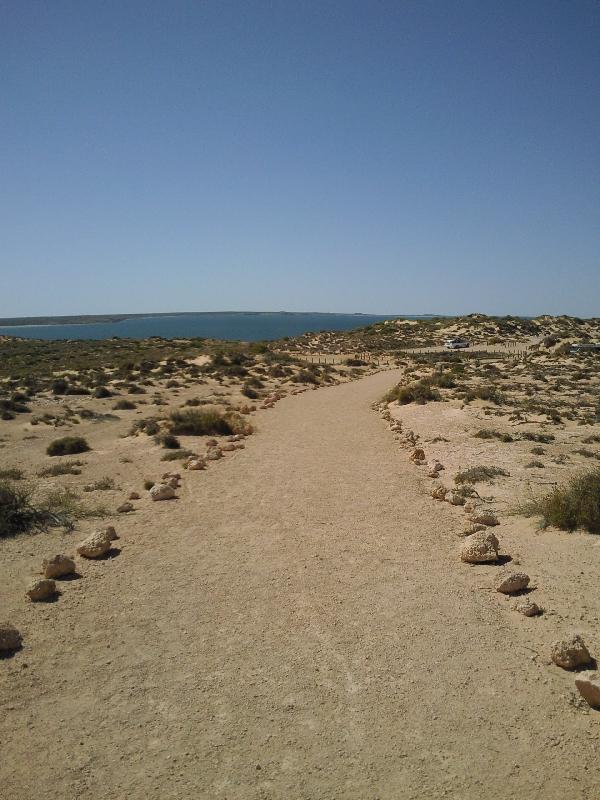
0 312 431 342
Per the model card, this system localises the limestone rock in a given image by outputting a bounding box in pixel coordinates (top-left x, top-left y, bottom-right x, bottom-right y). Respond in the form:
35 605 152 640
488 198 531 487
149 483 175 501
167 477 180 489
221 443 236 452
128 491 140 500
117 502 134 513
77 530 112 559
460 530 500 563
551 634 593 670
0 622 22 652
469 510 499 527
104 525 118 541
206 448 223 461
463 502 477 514
574 672 600 709
431 485 448 501
448 491 466 506
26 578 57 602
187 457 206 470
461 523 487 537
514 599 542 617
409 448 425 463
495 571 530 594
42 554 75 579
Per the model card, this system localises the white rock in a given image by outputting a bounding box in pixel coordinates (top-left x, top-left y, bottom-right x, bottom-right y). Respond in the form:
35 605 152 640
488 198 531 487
575 672 600 709
77 530 112 559
187 457 206 470
460 530 500 563
26 578 56 602
514 599 542 617
149 483 175 501
551 634 593 670
42 554 75 579
495 571 530 594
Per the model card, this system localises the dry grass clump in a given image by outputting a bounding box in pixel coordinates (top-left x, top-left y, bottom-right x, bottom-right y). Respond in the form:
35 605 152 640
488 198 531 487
83 476 117 492
37 460 85 477
455 465 510 484
46 436 90 457
520 469 600 533
168 408 248 436
0 468 24 480
474 429 513 443
384 380 441 405
0 481 107 538
113 398 137 410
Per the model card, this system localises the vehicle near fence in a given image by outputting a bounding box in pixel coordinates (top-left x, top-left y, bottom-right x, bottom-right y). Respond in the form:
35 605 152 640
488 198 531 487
444 338 470 350
570 342 600 352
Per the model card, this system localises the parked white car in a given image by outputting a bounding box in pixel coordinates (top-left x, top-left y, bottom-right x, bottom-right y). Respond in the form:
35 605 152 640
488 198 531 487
444 338 470 350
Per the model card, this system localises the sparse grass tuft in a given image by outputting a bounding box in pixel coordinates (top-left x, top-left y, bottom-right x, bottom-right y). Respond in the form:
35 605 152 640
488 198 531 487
384 380 441 405
455 465 510 484
0 468 24 480
474 429 513 443
168 408 247 436
37 460 85 476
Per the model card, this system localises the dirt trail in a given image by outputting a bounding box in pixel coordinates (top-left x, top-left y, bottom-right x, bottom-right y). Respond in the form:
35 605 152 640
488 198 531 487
1 370 598 799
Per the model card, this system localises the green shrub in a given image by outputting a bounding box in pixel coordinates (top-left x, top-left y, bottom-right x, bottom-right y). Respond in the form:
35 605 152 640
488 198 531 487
93 386 113 398
46 436 90 457
168 409 239 436
520 469 600 533
241 385 259 399
51 379 69 395
156 433 181 449
384 380 441 405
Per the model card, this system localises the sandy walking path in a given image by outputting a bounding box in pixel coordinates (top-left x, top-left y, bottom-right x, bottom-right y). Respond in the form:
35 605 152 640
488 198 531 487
1 370 597 799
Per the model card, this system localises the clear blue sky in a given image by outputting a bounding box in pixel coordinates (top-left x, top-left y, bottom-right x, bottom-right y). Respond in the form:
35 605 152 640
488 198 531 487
2 0 599 318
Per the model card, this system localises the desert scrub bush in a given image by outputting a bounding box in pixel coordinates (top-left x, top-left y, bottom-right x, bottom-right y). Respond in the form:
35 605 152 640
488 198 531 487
519 468 600 533
241 384 259 399
0 468 24 480
46 436 90 457
113 399 137 410
0 481 105 537
155 433 181 449
531 446 546 455
83 476 117 492
0 481 48 537
464 386 506 405
292 369 319 385
384 380 441 405
429 372 456 389
519 431 555 444
344 358 367 367
474 429 513 443
92 385 113 398
37 460 85 477
129 418 160 436
168 408 248 436
0 397 30 415
583 434 600 444
161 449 195 461
455 465 510 484
51 378 69 395
525 460 545 468
574 448 600 460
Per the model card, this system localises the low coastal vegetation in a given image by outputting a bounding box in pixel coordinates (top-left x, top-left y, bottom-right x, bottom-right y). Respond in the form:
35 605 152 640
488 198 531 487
46 436 90 457
521 469 600 533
